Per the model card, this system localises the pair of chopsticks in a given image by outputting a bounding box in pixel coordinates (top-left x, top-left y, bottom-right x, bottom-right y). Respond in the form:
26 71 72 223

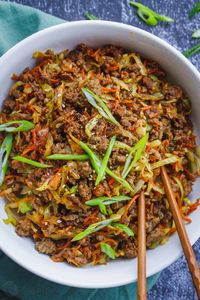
137 165 200 300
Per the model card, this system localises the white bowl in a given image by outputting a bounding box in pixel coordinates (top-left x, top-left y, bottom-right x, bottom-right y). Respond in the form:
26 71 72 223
0 21 200 289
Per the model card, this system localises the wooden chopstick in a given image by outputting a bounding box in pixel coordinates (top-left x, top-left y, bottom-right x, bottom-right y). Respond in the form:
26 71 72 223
161 166 200 298
137 190 146 300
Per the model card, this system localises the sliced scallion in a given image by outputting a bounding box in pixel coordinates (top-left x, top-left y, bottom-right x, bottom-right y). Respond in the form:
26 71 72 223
13 155 52 168
0 134 13 185
0 120 34 133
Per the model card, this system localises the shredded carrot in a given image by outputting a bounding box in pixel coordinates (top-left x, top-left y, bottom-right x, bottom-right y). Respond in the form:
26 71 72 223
150 203 154 215
184 168 196 181
84 209 99 225
113 99 119 111
102 87 117 93
108 177 115 186
181 214 192 223
95 238 117 248
141 105 152 111
179 173 185 181
81 68 86 79
122 194 139 221
107 65 119 72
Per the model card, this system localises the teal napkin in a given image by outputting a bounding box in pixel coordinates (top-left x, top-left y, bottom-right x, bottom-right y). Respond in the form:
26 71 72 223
0 2 160 299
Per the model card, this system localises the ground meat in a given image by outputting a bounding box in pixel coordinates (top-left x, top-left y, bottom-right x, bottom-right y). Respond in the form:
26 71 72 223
93 181 111 197
147 227 164 247
77 161 93 178
63 248 89 267
15 218 32 237
78 179 92 201
35 238 56 255
120 239 137 258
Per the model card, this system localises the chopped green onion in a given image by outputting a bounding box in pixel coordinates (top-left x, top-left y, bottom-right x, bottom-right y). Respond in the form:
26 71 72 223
189 1 200 19
13 155 52 168
78 139 134 192
183 43 200 58
0 120 34 133
112 223 134 237
0 134 13 186
72 218 115 241
82 88 120 126
46 154 89 161
192 29 200 39
95 136 116 185
18 201 33 214
86 195 131 206
130 1 174 26
85 12 99 20
99 203 107 215
122 133 149 178
100 242 116 259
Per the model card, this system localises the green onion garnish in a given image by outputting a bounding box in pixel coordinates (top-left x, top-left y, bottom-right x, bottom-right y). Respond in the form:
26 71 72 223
183 43 200 58
130 1 174 26
78 140 134 193
82 88 120 126
46 154 89 161
86 195 131 206
0 134 13 185
100 242 116 259
122 133 149 178
85 12 99 20
13 155 52 168
18 201 33 214
72 218 115 241
95 136 116 186
0 120 34 133
192 29 200 39
112 223 134 237
189 1 200 19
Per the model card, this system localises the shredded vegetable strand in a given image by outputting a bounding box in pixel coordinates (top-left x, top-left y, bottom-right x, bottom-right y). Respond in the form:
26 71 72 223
13 155 52 168
95 136 116 185
0 134 13 185
46 154 89 161
0 120 34 133
122 133 149 178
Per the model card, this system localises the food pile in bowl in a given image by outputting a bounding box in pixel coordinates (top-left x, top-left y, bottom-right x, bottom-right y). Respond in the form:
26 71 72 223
0 44 200 267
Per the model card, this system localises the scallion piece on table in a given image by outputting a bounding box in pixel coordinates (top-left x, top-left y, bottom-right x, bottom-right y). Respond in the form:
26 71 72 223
100 242 116 259
122 133 149 178
82 88 120 126
13 155 52 168
0 120 34 133
130 1 174 26
46 154 89 161
78 139 134 192
95 136 116 186
0 134 13 185
183 43 200 58
85 12 99 20
189 1 200 19
112 223 134 237
192 29 200 39
72 218 116 241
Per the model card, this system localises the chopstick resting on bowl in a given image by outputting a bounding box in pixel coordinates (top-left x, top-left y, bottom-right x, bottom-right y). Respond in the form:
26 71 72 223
137 190 146 300
161 166 200 299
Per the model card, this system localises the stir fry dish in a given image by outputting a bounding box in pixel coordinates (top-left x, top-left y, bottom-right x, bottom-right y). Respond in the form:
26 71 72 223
0 44 200 267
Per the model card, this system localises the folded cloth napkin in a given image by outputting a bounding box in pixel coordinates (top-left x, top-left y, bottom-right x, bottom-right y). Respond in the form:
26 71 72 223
0 1 160 299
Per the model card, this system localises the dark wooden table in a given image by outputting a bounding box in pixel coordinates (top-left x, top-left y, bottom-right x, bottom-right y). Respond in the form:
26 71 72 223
2 0 200 299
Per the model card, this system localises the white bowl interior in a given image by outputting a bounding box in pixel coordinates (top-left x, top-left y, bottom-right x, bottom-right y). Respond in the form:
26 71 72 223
0 21 200 288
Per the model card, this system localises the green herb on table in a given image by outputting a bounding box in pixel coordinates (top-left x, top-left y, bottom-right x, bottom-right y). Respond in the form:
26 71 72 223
13 155 52 168
0 134 13 185
189 1 200 19
46 154 89 161
85 12 99 20
129 1 174 26
100 242 116 259
192 29 200 39
0 120 34 133
95 136 116 185
18 201 33 214
183 43 200 58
